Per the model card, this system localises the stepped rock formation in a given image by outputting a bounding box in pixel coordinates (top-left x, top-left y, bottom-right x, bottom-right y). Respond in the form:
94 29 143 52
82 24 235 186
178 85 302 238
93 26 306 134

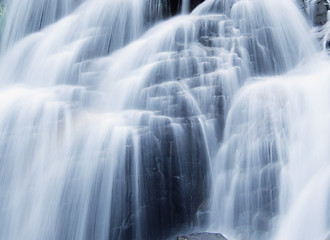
0 0 329 240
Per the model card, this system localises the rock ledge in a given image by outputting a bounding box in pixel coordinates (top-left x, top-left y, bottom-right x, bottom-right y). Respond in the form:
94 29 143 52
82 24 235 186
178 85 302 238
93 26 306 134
177 232 228 240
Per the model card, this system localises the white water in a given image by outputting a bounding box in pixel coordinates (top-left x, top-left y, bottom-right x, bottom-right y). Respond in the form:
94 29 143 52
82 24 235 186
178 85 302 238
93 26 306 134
0 0 329 239
209 54 330 240
182 0 191 14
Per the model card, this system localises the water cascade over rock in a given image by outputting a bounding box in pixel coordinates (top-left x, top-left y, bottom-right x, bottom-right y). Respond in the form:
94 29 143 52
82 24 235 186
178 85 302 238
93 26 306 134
0 0 329 240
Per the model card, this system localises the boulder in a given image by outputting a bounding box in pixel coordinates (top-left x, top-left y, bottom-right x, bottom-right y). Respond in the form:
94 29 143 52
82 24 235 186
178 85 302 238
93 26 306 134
313 0 329 26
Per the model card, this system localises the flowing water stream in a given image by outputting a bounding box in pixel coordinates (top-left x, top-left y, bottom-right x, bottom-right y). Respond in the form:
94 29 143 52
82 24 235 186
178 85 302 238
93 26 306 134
0 0 329 239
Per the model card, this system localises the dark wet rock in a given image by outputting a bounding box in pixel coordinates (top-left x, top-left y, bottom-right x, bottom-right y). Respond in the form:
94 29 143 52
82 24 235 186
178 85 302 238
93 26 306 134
296 0 329 51
190 0 206 11
177 232 228 240
105 114 211 240
313 0 329 26
326 38 330 51
298 0 329 26
144 0 206 28
159 0 205 18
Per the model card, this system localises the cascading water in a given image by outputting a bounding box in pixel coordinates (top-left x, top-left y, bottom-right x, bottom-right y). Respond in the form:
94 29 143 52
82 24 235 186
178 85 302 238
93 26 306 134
205 0 330 239
0 0 329 239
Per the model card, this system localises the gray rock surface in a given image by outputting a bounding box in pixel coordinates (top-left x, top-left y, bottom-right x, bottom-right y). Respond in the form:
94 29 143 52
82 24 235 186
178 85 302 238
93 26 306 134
177 232 228 240
313 0 329 26
297 0 330 50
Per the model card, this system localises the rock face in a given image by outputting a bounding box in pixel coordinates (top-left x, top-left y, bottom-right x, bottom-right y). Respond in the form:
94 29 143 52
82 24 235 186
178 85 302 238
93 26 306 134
326 37 330 50
190 0 205 11
298 0 329 26
313 0 329 26
298 0 329 50
145 0 205 27
162 0 205 17
177 232 228 240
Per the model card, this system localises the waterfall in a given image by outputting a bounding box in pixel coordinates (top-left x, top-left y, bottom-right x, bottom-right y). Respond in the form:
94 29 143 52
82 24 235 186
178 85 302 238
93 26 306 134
0 0 328 239
209 55 330 240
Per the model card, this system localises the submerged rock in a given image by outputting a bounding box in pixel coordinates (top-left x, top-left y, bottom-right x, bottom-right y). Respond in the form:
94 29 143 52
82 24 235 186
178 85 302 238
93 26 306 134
177 232 228 240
